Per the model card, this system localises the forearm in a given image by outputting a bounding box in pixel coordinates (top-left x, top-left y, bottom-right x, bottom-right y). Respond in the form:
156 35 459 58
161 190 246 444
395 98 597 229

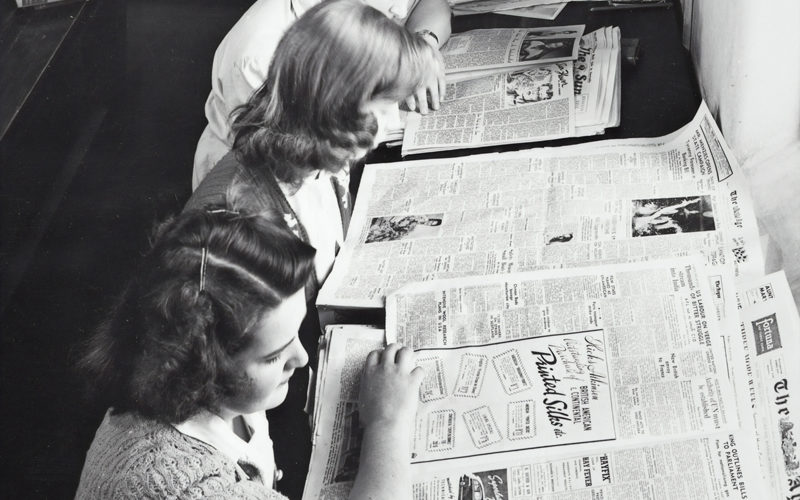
348 421 412 500
405 0 452 47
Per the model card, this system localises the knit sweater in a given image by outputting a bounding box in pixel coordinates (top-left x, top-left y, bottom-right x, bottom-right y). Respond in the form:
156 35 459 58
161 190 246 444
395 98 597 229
75 410 287 500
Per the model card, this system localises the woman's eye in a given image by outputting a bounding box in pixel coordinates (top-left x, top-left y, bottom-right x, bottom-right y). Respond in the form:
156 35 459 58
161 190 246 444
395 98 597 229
263 355 281 365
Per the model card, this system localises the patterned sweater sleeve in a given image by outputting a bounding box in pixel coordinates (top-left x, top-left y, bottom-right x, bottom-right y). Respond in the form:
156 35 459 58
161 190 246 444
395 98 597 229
75 411 289 500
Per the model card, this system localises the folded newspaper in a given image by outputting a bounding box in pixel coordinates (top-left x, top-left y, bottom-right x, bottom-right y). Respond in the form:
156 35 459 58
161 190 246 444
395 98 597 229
449 0 573 16
454 3 567 20
400 26 621 155
304 256 785 499
318 101 763 310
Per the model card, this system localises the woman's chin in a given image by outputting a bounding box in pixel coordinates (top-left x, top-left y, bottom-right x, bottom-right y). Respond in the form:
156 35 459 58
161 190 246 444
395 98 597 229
264 381 291 410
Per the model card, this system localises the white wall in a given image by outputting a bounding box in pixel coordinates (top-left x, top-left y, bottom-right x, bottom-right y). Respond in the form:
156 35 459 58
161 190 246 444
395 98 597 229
682 0 800 162
680 0 800 305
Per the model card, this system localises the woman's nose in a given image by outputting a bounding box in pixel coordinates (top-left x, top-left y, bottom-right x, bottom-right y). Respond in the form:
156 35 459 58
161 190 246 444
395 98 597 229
286 339 309 370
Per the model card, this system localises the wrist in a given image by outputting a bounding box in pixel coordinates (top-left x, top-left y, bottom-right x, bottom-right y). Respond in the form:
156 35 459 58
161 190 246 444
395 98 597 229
362 419 412 452
416 29 439 48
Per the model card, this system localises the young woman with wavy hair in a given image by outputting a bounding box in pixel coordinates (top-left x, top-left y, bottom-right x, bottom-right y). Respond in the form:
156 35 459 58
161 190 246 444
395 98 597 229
75 201 423 499
191 0 450 190
186 0 436 297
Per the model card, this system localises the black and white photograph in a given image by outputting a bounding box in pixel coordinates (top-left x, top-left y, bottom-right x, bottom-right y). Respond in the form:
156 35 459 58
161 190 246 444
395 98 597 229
517 35 575 61
365 213 444 243
504 68 556 105
631 195 716 237
457 468 509 500
1 0 798 498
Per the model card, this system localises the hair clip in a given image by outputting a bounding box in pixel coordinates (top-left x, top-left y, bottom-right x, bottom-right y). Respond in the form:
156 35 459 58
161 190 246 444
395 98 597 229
199 247 208 291
207 208 241 216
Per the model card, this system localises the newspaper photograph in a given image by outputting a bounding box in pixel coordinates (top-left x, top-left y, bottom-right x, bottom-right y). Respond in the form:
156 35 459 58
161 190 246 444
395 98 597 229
403 62 576 155
441 26 585 82
732 271 800 499
410 430 765 499
318 102 763 310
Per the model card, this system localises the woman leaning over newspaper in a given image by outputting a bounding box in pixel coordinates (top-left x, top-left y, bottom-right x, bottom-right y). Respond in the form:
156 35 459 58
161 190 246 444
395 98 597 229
75 199 424 499
186 0 439 303
191 0 451 189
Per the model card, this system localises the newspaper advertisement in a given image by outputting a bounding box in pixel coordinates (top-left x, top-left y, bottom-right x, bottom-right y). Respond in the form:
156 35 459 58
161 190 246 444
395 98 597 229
410 430 765 499
318 102 763 309
733 271 800 499
409 332 618 462
441 26 585 80
403 62 576 155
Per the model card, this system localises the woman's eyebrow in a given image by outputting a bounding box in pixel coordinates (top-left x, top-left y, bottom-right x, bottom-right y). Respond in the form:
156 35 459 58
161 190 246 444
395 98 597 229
263 337 296 358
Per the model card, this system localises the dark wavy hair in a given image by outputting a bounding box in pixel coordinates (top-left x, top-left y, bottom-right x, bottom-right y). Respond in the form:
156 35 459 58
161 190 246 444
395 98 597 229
78 204 316 423
231 0 431 187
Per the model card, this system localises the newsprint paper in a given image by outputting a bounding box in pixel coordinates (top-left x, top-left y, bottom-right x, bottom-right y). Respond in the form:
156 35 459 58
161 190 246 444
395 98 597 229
732 271 800 498
402 27 620 155
304 257 768 499
318 102 763 310
441 26 586 82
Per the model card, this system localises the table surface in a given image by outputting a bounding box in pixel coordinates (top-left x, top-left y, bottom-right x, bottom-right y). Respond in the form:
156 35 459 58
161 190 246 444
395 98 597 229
0 0 86 141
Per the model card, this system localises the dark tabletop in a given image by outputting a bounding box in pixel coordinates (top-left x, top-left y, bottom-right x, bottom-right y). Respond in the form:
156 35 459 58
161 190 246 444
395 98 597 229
0 0 86 141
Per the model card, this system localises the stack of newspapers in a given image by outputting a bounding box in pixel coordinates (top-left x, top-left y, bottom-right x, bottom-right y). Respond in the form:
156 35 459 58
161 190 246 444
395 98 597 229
399 25 622 155
302 103 799 499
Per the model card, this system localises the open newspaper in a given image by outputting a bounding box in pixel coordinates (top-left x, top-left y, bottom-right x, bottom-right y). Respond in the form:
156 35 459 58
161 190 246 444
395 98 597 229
318 102 763 310
441 26 585 82
732 271 800 498
304 257 768 499
401 26 620 155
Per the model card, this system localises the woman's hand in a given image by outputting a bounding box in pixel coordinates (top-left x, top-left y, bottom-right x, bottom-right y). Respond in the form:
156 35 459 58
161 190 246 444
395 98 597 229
349 344 423 500
405 35 447 115
359 343 424 431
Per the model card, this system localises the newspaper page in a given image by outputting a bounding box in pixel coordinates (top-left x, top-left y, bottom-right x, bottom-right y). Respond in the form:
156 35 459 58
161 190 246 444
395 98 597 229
441 26 585 80
403 62 575 155
303 325 385 500
410 430 766 499
732 271 800 499
384 257 738 436
305 261 761 499
318 102 763 309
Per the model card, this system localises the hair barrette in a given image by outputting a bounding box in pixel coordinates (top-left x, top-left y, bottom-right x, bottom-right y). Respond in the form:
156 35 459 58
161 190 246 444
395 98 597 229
207 208 241 216
199 247 208 291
